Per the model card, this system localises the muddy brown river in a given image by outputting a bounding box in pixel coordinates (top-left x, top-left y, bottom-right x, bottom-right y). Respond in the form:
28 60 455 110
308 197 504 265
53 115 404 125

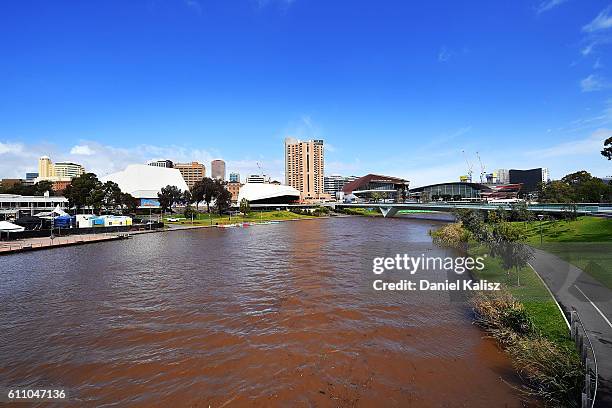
0 216 534 407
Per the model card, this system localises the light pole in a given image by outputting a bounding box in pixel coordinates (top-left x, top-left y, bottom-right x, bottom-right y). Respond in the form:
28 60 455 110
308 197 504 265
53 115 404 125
537 214 544 245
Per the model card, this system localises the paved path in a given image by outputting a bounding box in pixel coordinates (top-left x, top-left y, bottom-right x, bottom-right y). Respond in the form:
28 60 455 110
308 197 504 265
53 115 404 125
0 233 126 254
530 248 612 408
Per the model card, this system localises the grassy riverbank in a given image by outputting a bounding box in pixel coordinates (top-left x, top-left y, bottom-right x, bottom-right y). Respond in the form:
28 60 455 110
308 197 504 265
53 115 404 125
469 243 572 347
514 216 612 289
163 210 316 226
431 221 582 406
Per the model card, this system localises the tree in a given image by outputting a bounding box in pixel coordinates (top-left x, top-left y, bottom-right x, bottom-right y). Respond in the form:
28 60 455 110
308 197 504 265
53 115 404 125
184 204 197 219
454 209 490 242
120 192 139 214
157 185 183 213
181 190 193 206
0 180 55 196
240 198 250 214
216 187 233 215
88 185 106 215
602 136 612 160
192 177 218 212
538 180 575 203
399 185 408 203
101 181 123 212
370 192 382 203
34 180 54 195
561 170 593 186
489 222 533 286
508 201 531 222
64 173 101 212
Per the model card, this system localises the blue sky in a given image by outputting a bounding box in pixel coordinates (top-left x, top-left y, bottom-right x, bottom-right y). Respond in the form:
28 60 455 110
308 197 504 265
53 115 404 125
0 0 611 185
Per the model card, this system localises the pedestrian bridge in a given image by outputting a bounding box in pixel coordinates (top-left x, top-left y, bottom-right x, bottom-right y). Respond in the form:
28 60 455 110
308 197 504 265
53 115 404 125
334 202 612 218
246 201 611 218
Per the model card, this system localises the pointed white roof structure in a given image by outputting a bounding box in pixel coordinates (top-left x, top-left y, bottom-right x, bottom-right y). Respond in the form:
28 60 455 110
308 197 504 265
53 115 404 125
0 221 25 232
102 164 189 198
238 183 299 203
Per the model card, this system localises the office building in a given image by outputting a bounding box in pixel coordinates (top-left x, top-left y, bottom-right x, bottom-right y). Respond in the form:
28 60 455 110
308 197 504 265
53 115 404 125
174 162 206 190
36 156 85 183
246 174 266 184
24 172 38 185
1 179 24 189
284 138 325 200
508 168 549 195
324 175 359 195
38 156 54 178
227 181 242 203
229 173 240 183
410 182 521 202
211 159 226 181
54 162 86 179
342 174 409 201
148 160 174 168
495 169 510 184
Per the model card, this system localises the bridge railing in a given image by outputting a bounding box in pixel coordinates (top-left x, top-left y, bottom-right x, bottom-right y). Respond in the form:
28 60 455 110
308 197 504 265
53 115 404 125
337 202 610 214
570 308 598 408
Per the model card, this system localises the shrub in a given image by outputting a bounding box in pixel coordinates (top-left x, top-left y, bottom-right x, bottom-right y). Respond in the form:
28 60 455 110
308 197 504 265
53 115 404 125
429 222 471 250
472 290 533 344
508 337 582 407
472 290 581 407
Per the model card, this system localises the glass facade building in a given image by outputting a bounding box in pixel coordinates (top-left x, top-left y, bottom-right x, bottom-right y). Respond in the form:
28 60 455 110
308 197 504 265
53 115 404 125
411 182 490 201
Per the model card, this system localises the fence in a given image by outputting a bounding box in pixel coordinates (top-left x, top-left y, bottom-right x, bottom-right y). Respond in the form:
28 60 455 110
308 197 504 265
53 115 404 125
570 308 598 408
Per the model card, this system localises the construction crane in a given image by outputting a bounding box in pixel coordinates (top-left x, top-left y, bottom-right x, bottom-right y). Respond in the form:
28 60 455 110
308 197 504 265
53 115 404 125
256 161 269 183
475 151 486 183
461 150 473 183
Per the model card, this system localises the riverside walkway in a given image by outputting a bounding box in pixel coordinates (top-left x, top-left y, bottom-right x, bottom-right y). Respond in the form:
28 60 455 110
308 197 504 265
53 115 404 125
530 248 612 408
0 233 130 255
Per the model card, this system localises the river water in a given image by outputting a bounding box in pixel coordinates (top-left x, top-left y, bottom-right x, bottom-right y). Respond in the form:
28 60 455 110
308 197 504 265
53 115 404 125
0 216 533 407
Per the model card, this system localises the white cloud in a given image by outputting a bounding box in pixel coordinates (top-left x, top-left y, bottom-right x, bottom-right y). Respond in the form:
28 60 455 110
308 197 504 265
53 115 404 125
581 42 595 56
583 6 612 32
0 140 220 179
256 0 295 9
438 46 451 62
70 144 95 155
536 0 569 14
0 141 26 156
525 129 610 158
185 0 203 15
594 58 603 69
580 74 610 92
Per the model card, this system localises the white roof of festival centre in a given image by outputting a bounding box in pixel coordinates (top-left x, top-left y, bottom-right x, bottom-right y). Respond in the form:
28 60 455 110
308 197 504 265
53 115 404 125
102 164 189 199
237 183 300 203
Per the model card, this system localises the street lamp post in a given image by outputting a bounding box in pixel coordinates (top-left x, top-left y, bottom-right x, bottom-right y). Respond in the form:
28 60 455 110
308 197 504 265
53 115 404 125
537 214 544 246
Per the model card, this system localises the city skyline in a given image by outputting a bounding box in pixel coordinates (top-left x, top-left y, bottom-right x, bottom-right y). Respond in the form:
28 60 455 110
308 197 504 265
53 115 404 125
1 1 611 185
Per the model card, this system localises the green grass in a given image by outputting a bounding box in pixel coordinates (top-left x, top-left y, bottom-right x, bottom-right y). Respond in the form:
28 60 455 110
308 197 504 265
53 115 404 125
341 207 381 216
514 216 612 289
519 216 612 244
469 244 573 349
396 209 436 214
163 210 315 226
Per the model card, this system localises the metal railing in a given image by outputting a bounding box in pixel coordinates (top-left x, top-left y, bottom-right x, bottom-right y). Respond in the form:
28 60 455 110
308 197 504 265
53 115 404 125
570 308 598 408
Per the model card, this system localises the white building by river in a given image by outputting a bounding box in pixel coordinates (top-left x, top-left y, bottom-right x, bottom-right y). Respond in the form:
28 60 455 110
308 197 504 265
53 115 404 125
0 193 69 219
